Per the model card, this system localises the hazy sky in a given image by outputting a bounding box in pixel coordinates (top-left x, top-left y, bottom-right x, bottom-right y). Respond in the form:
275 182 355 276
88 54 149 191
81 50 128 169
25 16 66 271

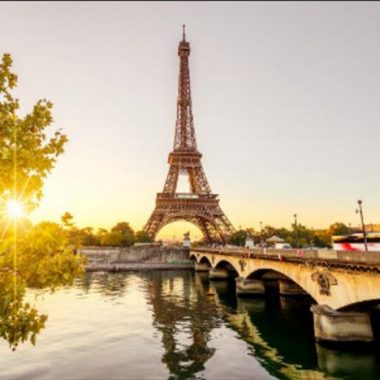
1 2 379 238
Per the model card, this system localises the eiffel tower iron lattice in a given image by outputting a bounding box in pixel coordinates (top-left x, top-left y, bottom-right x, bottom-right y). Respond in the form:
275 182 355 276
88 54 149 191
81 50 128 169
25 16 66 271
144 27 235 243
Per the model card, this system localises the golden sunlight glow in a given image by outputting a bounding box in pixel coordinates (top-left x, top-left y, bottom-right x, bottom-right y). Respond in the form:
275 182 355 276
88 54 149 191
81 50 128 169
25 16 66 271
6 199 25 219
156 221 203 242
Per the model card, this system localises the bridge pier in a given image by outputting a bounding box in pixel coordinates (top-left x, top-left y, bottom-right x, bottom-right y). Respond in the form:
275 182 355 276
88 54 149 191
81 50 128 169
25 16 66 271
311 305 374 346
209 268 229 280
236 277 265 296
194 262 211 272
278 279 308 296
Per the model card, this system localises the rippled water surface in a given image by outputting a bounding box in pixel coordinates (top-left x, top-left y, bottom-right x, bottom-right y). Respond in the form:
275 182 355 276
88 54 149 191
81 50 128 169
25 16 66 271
1 270 380 380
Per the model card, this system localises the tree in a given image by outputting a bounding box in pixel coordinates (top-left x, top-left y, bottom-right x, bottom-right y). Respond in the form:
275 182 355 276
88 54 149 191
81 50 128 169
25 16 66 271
230 229 248 246
313 229 331 248
96 228 108 242
328 222 352 237
67 226 100 247
60 213 100 247
110 222 135 246
80 227 100 246
100 222 135 247
135 230 153 243
61 212 74 228
0 54 67 210
0 54 83 350
101 231 123 247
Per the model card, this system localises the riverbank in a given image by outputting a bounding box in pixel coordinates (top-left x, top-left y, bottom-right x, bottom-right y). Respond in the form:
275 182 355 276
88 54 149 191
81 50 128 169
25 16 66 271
86 262 194 272
78 245 193 272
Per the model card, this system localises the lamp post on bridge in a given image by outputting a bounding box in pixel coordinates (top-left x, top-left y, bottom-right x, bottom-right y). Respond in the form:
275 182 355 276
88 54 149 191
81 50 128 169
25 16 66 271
259 221 263 248
293 213 299 249
310 227 314 248
356 199 368 253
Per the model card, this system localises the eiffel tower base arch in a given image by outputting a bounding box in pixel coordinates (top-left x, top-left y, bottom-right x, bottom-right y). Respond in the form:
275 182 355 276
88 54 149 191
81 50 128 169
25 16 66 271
144 196 234 243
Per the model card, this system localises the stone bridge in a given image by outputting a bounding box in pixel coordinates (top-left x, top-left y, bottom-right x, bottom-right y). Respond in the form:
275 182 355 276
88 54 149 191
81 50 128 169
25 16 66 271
190 247 380 345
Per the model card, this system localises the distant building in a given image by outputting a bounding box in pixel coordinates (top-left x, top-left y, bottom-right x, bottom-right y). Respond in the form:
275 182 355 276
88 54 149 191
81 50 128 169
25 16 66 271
245 236 255 249
366 224 380 232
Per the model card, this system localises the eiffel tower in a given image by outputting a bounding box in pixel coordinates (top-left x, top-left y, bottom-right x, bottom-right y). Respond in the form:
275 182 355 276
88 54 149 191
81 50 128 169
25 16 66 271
144 27 235 243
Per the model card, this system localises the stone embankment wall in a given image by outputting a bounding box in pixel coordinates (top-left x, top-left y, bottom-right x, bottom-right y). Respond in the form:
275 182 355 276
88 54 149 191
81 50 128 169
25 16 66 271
117 245 189 263
77 245 191 270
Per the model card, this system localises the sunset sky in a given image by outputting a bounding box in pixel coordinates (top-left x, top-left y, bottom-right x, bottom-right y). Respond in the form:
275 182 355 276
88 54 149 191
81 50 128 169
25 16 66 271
1 2 380 239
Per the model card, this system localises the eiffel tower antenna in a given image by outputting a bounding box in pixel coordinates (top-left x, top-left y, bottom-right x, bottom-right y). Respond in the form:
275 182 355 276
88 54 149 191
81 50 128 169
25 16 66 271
144 29 235 243
182 24 186 41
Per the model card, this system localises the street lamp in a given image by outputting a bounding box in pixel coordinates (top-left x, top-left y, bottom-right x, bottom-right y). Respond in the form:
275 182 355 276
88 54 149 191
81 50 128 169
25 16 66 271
259 221 263 248
294 213 299 248
356 199 368 253
310 227 314 247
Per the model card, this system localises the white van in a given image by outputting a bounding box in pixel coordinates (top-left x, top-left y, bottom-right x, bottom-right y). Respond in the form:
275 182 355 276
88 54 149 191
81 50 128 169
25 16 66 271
274 243 292 249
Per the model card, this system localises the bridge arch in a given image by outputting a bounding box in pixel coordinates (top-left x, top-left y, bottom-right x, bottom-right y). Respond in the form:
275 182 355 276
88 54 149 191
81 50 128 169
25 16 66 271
214 258 240 276
246 268 316 302
338 299 380 312
189 253 197 262
199 256 212 267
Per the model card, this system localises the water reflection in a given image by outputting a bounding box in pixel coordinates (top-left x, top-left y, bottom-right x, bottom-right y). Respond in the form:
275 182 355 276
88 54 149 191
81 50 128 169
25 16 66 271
225 297 327 380
147 271 220 379
84 272 127 298
0 272 47 351
1 270 380 379
316 345 378 380
207 275 380 380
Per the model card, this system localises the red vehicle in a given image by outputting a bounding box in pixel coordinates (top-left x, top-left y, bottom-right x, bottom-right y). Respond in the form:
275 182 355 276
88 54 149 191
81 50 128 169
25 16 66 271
332 232 380 252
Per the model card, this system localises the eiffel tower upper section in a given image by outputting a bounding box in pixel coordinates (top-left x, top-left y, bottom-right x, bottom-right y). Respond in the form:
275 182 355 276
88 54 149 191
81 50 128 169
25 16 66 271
173 25 198 152
163 25 212 196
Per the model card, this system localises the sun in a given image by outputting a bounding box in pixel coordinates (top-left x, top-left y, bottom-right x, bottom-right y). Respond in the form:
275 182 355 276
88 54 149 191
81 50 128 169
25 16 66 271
6 199 25 219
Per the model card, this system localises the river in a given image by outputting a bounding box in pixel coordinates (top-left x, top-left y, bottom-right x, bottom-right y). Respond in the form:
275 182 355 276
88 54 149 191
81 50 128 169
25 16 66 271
1 270 379 380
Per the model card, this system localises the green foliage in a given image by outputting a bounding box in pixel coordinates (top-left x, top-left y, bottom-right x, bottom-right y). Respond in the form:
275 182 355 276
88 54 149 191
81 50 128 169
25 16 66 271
135 230 153 243
0 273 47 351
328 222 352 236
61 211 74 228
11 222 86 289
60 214 152 248
68 227 100 248
80 227 101 246
0 221 85 350
111 222 134 235
230 229 248 246
0 53 67 210
100 231 124 247
0 54 82 351
105 222 135 246
60 213 101 247
96 228 108 242
229 224 334 248
313 230 331 248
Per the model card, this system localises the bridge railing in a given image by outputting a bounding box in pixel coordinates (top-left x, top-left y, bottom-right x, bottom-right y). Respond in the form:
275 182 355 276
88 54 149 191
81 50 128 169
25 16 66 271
191 246 380 266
